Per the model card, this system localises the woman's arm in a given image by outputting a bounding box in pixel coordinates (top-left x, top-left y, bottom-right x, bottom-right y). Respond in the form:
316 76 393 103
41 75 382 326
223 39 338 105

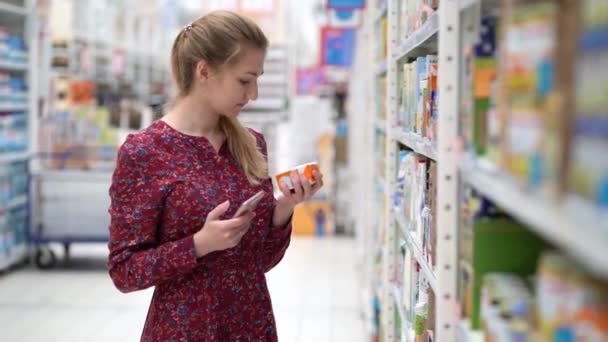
107 135 201 293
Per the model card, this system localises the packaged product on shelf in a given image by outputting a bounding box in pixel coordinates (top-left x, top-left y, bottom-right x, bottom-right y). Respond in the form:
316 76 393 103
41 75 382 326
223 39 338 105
401 63 414 131
424 161 437 268
399 55 438 141
480 273 537 341
498 0 574 193
403 252 416 313
479 252 608 341
413 157 427 244
0 212 8 258
381 16 388 60
465 16 498 157
568 0 608 208
6 36 27 63
415 57 427 135
424 287 436 342
426 56 438 142
414 278 430 340
378 75 387 121
537 252 608 341
396 150 413 210
458 189 547 329
0 27 8 60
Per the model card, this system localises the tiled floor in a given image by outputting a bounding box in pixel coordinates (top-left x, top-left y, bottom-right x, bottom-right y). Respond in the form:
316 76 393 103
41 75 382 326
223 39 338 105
0 237 367 342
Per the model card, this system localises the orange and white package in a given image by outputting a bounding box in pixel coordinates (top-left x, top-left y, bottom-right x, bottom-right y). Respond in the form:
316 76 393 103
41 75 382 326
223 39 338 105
275 162 319 191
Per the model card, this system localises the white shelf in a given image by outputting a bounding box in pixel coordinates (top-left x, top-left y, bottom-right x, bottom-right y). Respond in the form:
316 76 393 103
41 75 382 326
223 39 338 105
0 151 29 163
376 60 388 76
457 320 483 342
394 208 438 293
461 157 608 279
376 120 387 134
459 0 479 10
394 130 437 160
0 103 28 112
375 1 388 22
0 2 27 16
392 284 414 342
394 11 439 61
392 285 406 323
0 60 28 71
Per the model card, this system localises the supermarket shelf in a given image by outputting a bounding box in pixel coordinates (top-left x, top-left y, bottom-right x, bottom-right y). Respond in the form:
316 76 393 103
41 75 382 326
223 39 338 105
394 208 438 293
457 320 484 342
460 0 501 13
395 130 437 160
2 194 27 211
459 0 478 10
375 1 388 22
395 11 439 61
0 243 28 272
0 151 29 164
0 2 27 16
376 120 387 134
0 103 28 111
392 285 407 324
392 284 414 342
376 60 388 76
0 59 28 71
460 156 608 279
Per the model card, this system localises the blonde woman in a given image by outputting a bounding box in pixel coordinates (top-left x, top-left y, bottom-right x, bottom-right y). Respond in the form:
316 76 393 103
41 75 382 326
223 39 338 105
107 11 323 341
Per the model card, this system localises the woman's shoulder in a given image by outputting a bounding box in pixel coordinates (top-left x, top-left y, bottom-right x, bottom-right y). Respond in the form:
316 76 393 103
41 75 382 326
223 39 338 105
117 121 166 161
246 127 266 146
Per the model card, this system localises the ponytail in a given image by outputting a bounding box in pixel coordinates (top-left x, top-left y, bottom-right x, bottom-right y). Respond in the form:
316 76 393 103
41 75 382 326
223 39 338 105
219 116 267 184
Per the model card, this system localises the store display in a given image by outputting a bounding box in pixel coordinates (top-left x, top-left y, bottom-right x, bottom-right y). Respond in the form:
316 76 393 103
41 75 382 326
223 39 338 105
0 26 27 65
0 1 31 272
398 55 438 143
458 188 547 329
0 72 27 108
395 151 436 267
461 16 497 157
401 0 439 39
568 0 608 208
480 252 608 341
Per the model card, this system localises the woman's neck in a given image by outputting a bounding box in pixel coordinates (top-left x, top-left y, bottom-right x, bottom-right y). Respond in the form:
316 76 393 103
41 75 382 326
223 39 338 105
164 94 222 138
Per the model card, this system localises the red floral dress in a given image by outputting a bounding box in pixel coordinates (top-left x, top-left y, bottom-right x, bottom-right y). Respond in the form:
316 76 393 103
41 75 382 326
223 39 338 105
107 120 292 341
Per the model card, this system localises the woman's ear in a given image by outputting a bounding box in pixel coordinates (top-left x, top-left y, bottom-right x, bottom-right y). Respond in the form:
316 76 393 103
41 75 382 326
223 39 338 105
195 60 211 84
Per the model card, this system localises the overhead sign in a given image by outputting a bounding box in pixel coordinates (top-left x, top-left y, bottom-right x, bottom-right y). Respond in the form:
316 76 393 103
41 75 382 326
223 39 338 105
320 27 356 67
327 0 365 10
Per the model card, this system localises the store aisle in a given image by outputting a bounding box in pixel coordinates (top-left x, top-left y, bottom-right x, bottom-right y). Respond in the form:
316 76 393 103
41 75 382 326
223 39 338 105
0 237 365 342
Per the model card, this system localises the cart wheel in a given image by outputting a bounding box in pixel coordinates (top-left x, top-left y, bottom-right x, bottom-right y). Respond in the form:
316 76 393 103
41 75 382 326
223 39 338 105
35 247 57 270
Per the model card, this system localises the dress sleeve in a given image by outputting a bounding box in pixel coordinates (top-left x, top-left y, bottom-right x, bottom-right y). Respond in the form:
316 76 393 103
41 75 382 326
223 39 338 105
251 129 293 273
107 135 200 293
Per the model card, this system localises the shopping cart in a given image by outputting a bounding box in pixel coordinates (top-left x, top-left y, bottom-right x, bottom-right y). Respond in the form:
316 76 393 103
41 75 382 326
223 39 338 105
29 147 116 269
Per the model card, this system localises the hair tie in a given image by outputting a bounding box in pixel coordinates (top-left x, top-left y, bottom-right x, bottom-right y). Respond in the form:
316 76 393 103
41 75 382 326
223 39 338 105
183 23 194 33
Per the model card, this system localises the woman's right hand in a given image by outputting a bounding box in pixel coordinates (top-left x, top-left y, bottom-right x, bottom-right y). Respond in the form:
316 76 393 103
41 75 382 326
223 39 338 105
193 200 255 257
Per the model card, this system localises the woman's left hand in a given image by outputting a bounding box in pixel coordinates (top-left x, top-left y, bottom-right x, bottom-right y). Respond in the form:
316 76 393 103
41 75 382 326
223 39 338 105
276 170 324 209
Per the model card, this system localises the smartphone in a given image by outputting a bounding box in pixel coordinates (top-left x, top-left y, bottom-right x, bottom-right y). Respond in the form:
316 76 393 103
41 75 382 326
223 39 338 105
233 190 265 218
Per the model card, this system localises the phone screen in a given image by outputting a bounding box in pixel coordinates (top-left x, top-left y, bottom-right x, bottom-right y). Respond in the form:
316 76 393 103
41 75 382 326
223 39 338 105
234 191 265 217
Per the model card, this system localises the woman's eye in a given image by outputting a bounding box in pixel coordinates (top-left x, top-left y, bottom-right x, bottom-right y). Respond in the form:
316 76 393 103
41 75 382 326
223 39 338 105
240 80 251 85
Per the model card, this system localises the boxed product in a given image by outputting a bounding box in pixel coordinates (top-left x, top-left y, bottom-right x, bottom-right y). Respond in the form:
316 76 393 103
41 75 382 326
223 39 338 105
275 162 319 191
498 0 576 194
567 0 608 207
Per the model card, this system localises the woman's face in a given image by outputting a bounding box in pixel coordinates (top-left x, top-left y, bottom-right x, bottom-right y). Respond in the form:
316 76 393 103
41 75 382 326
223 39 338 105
206 46 265 118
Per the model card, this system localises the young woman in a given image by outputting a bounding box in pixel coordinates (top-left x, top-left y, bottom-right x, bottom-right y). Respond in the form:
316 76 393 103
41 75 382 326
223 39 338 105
107 11 323 341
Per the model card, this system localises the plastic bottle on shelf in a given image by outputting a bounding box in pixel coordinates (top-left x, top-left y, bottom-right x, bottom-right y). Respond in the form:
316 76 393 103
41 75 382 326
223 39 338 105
0 27 8 62
6 36 26 63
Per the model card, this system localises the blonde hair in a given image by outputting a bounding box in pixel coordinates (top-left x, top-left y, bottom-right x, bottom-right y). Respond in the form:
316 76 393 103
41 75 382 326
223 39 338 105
170 11 269 184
